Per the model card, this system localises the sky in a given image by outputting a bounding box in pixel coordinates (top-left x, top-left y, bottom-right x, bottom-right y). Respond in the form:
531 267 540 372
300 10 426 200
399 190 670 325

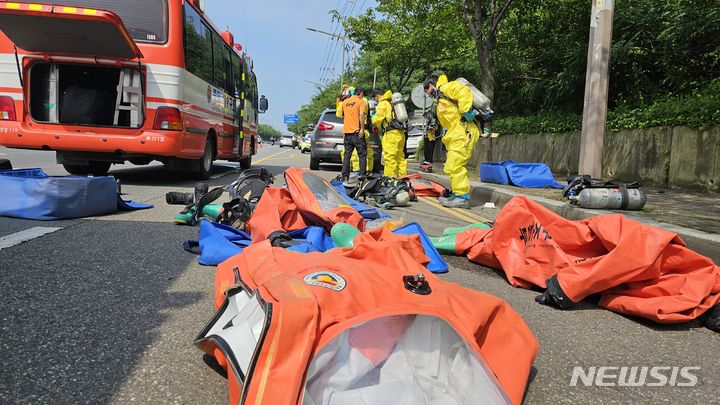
205 0 376 133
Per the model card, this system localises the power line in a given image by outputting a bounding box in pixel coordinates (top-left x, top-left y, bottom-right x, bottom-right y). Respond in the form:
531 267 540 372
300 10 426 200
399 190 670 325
319 0 353 83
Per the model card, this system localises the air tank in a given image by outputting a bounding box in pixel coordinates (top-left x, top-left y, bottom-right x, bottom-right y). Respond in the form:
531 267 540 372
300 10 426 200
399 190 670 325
391 92 409 124
577 188 647 210
456 78 491 110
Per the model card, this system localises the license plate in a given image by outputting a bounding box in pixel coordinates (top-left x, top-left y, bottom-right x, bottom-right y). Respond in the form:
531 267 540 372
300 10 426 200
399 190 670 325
334 144 343 151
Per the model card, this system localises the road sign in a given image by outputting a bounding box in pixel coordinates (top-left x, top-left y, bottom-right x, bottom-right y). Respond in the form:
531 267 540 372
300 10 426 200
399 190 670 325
284 114 299 124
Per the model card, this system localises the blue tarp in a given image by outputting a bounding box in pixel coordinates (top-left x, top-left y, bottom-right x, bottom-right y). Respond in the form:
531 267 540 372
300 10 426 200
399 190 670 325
188 221 337 266
330 178 390 219
0 168 152 220
480 161 563 189
393 222 449 273
189 219 450 275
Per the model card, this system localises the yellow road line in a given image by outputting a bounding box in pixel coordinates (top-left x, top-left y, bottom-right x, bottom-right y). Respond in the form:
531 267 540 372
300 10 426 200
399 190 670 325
253 149 290 165
451 204 492 223
419 196 490 224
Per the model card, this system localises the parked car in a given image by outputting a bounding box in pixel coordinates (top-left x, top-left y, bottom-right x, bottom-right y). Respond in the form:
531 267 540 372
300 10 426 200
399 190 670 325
310 108 383 171
405 125 423 159
279 135 294 148
310 109 344 170
300 135 312 153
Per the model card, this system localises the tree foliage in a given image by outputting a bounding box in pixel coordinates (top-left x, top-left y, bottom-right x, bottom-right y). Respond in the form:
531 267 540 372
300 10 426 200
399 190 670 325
287 79 344 135
295 0 720 134
258 124 282 140
345 0 472 93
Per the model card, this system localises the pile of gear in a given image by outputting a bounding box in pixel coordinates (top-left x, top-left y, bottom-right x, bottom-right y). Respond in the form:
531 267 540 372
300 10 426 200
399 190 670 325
171 167 539 404
170 165 719 404
342 173 419 209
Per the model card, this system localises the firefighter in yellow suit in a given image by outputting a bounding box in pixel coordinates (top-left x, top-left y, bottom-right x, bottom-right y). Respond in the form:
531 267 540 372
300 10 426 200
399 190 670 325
371 89 406 178
423 75 480 209
336 86 373 172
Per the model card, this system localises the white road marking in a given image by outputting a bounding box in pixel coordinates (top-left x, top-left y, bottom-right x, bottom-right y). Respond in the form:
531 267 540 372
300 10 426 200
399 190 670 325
0 227 62 251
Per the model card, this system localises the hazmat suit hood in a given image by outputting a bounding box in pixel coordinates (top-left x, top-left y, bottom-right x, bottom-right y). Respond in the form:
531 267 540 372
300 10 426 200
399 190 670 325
379 90 392 101
437 74 449 88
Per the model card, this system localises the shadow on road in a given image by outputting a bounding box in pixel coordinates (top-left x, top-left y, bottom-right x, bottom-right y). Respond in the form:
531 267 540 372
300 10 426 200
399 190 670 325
109 162 241 188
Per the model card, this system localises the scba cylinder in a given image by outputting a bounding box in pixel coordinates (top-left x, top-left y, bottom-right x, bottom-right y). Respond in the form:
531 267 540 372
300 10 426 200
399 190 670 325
456 78 491 110
577 187 647 210
391 92 409 123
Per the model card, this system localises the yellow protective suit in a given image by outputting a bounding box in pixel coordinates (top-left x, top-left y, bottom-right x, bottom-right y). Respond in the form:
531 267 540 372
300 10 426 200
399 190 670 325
372 90 406 178
436 75 480 196
337 97 373 172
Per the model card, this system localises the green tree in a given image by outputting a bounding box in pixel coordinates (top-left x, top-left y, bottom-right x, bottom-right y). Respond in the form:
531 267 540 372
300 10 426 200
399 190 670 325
460 0 515 101
258 124 282 141
345 0 473 93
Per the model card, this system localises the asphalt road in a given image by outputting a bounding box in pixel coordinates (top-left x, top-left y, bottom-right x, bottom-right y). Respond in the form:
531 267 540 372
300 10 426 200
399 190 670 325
1 145 718 404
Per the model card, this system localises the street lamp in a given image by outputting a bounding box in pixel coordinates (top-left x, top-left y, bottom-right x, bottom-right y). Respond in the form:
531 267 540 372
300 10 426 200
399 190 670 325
307 27 349 92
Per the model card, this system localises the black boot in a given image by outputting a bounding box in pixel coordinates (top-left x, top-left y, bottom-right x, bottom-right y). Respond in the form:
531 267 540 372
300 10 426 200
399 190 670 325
535 275 575 309
704 304 720 332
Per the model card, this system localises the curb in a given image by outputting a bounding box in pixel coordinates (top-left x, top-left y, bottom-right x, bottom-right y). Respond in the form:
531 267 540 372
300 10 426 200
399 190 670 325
410 169 720 264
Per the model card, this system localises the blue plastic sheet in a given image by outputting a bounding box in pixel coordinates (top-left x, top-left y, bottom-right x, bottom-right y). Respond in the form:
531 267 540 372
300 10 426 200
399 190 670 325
0 168 152 220
188 221 337 266
330 178 390 219
393 222 449 274
479 162 511 185
480 161 563 189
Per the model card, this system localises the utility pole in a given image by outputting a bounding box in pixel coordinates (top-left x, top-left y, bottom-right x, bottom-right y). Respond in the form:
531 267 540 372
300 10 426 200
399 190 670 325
578 0 615 178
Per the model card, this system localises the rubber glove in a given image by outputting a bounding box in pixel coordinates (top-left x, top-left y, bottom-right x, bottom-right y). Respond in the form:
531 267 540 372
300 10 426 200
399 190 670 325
462 110 477 122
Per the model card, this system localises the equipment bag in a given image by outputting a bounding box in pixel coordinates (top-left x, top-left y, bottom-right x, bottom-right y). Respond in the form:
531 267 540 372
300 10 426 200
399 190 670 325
0 168 151 220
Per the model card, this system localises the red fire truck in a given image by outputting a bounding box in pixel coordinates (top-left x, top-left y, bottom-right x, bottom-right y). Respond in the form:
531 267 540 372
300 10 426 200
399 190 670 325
0 0 266 178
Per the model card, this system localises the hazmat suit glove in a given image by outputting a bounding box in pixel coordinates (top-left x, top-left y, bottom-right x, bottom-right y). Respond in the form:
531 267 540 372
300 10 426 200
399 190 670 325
534 275 575 309
461 110 477 122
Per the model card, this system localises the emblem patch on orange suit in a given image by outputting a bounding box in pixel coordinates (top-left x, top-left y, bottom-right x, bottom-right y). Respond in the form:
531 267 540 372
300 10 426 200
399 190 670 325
304 271 346 292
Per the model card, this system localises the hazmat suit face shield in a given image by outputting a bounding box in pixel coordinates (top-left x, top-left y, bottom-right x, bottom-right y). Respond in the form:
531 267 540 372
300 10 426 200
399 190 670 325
301 314 511 405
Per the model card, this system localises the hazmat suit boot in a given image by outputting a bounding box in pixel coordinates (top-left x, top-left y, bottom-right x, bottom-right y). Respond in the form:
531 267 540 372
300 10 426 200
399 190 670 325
441 194 470 209
382 129 405 178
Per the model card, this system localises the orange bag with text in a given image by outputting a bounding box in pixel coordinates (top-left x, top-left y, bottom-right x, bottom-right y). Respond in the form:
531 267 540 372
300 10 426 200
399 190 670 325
455 196 720 326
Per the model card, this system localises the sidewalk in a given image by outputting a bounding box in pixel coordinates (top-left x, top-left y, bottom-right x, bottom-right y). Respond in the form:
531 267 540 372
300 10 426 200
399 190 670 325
410 163 720 264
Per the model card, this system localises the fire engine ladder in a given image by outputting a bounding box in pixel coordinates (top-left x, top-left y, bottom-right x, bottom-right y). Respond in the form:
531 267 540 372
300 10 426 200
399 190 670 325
113 68 143 127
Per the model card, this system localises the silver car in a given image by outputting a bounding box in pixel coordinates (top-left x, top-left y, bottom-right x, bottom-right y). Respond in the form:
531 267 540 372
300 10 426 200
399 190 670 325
279 134 294 148
310 109 345 170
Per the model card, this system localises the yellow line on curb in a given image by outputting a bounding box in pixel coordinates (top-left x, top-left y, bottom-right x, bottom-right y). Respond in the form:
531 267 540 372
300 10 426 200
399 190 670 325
419 197 490 224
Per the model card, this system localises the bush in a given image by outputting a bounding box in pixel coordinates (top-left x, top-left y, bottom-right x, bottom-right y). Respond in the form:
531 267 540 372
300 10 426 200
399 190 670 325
493 79 720 135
